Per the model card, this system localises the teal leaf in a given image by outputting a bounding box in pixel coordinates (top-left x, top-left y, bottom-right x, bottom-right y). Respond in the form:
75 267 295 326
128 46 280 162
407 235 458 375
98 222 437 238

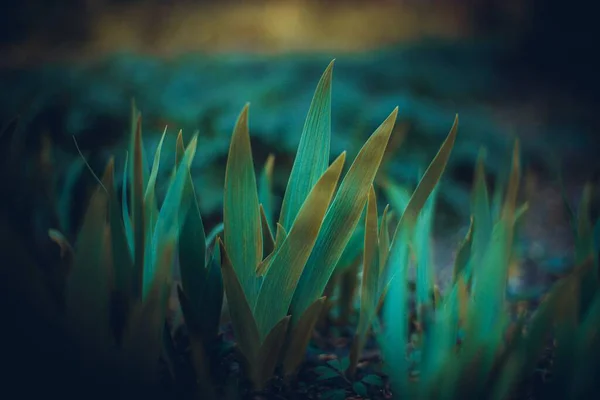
362 374 383 386
353 381 368 397
291 107 398 324
279 60 334 231
223 104 263 306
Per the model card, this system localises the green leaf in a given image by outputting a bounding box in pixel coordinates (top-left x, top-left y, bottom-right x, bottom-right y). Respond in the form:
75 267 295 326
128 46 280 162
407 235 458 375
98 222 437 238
362 374 383 386
452 218 473 283
391 115 458 242
291 107 398 324
142 129 167 296
327 359 342 371
334 223 365 272
353 381 368 397
121 152 134 255
259 154 275 231
378 205 391 281
283 297 326 378
223 104 262 306
206 222 224 249
254 153 345 339
254 316 290 390
279 60 334 231
122 239 175 384
260 204 275 258
66 185 113 353
219 239 260 365
381 226 411 394
101 159 135 343
381 178 412 218
130 114 147 301
179 167 210 334
356 186 379 352
201 248 224 342
414 184 437 313
146 134 198 299
103 159 134 300
179 192 207 297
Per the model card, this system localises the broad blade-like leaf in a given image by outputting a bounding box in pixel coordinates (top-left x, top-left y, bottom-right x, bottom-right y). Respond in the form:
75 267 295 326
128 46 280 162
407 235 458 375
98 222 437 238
279 60 334 230
122 239 175 385
66 185 113 353
179 170 208 330
255 153 345 338
255 316 290 390
219 239 260 364
283 297 326 378
223 104 262 306
381 226 412 395
291 107 398 322
415 185 437 313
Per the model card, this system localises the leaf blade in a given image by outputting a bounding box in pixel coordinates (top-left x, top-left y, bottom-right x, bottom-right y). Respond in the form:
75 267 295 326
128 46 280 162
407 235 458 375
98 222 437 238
223 104 262 306
279 60 334 230
291 107 398 322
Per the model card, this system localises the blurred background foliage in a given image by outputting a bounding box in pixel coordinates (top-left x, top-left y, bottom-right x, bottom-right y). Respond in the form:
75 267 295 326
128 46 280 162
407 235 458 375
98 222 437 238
0 0 598 271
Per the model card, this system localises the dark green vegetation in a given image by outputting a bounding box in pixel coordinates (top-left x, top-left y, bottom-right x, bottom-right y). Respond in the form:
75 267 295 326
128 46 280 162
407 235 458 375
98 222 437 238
1 62 599 400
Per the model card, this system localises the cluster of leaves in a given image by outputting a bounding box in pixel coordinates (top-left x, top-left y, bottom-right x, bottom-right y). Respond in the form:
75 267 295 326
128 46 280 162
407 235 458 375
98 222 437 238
379 137 600 399
34 60 399 397
24 59 599 400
